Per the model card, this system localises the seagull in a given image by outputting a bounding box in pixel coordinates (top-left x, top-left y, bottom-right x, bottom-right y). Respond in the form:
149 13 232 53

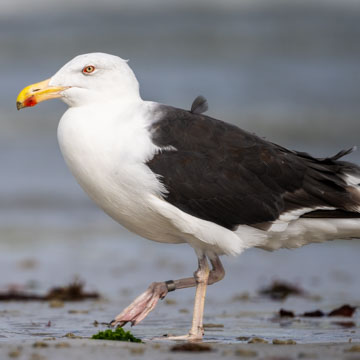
16 53 360 341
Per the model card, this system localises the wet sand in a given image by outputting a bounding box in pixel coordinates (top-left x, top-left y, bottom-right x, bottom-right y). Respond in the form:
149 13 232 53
0 227 359 351
1 339 360 360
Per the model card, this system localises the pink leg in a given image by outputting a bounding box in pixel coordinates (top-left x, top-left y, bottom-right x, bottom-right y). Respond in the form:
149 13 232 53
167 256 210 341
110 255 225 336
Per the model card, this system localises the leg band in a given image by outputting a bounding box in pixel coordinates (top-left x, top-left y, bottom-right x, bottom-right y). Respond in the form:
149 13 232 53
165 280 176 292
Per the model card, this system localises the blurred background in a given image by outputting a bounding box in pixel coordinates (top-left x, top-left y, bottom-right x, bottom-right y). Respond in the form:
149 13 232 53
1 0 360 342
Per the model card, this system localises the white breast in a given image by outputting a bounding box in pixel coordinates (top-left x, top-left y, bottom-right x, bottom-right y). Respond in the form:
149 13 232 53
56 102 185 244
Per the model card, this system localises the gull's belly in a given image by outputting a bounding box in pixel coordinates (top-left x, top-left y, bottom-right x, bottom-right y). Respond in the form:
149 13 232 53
63 148 185 244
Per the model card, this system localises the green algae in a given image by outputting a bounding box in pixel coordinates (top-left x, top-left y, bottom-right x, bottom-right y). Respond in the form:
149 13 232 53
91 328 142 342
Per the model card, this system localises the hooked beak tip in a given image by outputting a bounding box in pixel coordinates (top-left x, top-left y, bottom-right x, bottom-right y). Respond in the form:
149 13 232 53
16 101 24 111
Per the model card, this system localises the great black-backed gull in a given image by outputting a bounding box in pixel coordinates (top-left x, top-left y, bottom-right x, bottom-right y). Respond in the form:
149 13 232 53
16 53 360 340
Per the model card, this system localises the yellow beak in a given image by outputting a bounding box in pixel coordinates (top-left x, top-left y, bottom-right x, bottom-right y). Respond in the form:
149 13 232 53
16 78 69 110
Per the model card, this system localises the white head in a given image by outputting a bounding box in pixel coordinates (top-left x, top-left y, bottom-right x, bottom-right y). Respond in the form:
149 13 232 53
17 52 141 109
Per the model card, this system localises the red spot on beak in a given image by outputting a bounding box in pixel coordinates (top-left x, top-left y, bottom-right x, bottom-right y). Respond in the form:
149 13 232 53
23 96 38 108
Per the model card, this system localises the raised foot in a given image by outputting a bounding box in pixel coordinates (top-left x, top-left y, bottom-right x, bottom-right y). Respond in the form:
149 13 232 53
110 282 168 327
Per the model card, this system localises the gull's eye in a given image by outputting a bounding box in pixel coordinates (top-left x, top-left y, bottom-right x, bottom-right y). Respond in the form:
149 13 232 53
82 65 96 74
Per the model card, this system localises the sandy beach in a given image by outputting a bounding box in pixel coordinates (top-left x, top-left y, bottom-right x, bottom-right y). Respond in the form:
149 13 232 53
2 339 360 360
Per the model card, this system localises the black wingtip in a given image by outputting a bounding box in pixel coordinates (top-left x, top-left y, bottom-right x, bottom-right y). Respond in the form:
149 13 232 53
190 96 208 114
330 146 357 161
